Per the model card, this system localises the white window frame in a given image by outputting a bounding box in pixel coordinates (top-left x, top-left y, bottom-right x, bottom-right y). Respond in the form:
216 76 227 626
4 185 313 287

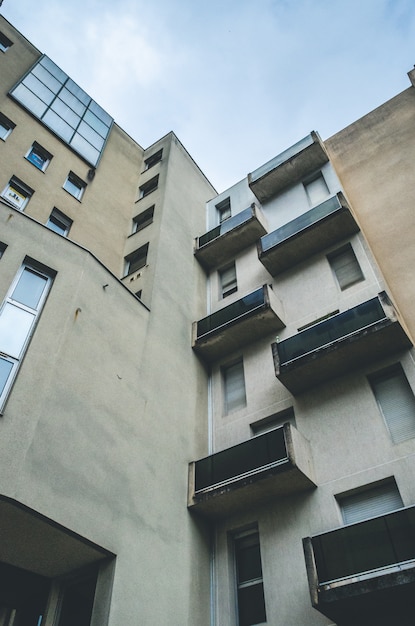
216 197 231 224
46 208 72 237
1 176 34 210
0 261 54 410
25 142 53 172
0 113 15 141
63 172 86 201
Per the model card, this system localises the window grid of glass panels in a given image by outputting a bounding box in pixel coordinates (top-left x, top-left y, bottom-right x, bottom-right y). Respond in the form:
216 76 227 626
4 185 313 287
10 56 113 166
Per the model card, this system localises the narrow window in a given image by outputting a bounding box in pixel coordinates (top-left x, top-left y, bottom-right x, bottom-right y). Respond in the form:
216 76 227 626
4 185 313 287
304 172 329 206
139 175 158 199
0 261 54 409
0 113 15 141
144 149 163 170
1 176 34 210
234 530 267 626
337 479 403 525
25 142 53 172
328 244 364 290
219 263 237 299
223 359 246 414
46 208 72 236
0 242 6 259
369 364 415 444
0 32 13 52
124 243 149 276
132 206 154 234
216 197 231 223
63 172 86 201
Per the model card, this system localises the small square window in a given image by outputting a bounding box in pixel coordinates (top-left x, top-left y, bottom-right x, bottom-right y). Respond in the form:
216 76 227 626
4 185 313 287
139 176 158 199
63 172 86 200
219 263 237 299
124 243 149 276
304 172 329 206
0 113 15 141
132 206 154 234
46 208 72 236
216 197 231 223
144 149 163 170
0 32 13 53
328 244 364 290
26 142 53 172
1 176 33 210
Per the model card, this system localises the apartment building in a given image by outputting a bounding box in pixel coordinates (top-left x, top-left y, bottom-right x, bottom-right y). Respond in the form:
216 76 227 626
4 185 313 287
2 12 415 626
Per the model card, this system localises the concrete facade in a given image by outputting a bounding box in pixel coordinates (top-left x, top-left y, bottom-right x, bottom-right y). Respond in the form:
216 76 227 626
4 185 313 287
1 12 415 626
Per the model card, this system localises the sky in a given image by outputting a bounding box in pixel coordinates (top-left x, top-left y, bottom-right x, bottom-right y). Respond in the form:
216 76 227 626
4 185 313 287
2 0 415 192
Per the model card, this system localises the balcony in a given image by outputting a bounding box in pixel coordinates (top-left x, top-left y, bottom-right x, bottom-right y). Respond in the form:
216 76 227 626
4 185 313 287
193 285 285 363
248 132 328 203
195 204 268 270
188 423 316 519
303 506 415 625
258 193 359 275
272 293 412 394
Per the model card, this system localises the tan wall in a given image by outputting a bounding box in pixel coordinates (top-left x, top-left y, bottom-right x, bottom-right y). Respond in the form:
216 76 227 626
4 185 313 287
326 85 415 341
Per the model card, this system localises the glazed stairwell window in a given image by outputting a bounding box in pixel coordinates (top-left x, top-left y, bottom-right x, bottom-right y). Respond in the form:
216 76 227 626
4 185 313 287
0 261 54 410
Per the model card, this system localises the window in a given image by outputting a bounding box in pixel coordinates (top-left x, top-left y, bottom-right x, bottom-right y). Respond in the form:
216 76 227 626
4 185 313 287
0 32 13 52
132 206 154 234
304 172 329 206
234 530 267 626
25 142 53 171
337 479 403 525
135 290 142 299
369 364 415 444
328 244 364 290
219 263 237 299
139 175 158 199
46 208 72 236
144 149 163 170
0 242 6 259
9 56 113 166
0 112 15 141
124 243 149 276
1 176 34 210
223 359 246 414
63 172 86 200
0 261 54 409
216 197 231 223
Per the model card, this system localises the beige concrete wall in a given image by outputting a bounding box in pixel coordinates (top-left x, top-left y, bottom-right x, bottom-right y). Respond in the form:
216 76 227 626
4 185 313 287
325 85 415 341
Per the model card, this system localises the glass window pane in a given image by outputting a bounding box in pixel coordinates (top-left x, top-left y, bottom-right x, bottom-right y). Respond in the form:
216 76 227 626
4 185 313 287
88 100 112 126
32 63 62 94
58 87 87 116
0 358 13 396
0 303 35 357
40 56 67 83
237 583 266 626
65 78 91 106
51 98 80 128
42 109 74 143
12 268 48 309
22 74 55 105
83 109 108 138
70 133 100 166
11 84 48 117
77 120 105 150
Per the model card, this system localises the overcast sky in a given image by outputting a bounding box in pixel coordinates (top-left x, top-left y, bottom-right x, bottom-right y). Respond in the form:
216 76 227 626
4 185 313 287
2 0 415 192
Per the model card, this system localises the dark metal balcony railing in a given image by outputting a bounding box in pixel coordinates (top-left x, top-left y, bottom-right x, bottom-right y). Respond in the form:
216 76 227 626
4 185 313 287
260 195 344 253
194 427 288 493
198 207 253 248
278 297 386 365
196 287 265 339
311 506 415 585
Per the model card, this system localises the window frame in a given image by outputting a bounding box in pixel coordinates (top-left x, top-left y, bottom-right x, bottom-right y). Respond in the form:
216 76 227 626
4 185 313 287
0 32 13 53
0 112 15 141
233 528 267 626
144 149 163 170
25 141 53 172
46 208 72 237
216 197 231 224
336 478 403 525
1 176 34 211
303 172 329 206
63 171 86 201
327 243 364 291
138 175 159 199
0 260 54 411
132 206 154 234
222 358 247 415
124 243 149 277
219 262 237 299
